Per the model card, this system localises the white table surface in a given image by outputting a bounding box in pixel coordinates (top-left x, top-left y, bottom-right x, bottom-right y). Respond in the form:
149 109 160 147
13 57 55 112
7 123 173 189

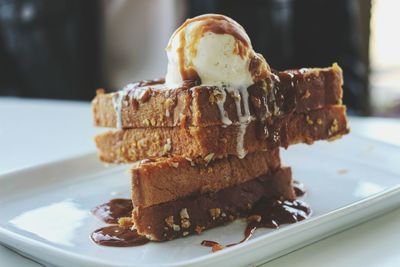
0 97 399 267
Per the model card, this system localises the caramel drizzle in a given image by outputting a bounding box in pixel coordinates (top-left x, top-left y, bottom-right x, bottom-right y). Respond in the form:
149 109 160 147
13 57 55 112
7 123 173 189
168 14 252 83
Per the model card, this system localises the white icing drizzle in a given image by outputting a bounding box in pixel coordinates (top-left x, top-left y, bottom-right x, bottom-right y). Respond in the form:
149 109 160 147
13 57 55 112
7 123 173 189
225 86 253 159
263 90 271 118
112 83 169 128
299 68 308 74
215 88 232 126
287 72 295 87
269 73 280 116
236 123 248 158
112 91 125 129
127 83 168 99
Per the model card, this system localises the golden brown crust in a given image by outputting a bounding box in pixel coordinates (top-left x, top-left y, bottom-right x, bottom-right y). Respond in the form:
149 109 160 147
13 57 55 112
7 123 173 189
92 65 343 128
95 105 349 163
131 149 281 208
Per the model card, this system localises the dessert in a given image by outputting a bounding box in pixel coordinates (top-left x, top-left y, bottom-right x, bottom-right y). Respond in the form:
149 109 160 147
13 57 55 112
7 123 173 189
133 167 296 241
90 14 348 247
131 149 281 208
95 105 347 163
92 65 343 129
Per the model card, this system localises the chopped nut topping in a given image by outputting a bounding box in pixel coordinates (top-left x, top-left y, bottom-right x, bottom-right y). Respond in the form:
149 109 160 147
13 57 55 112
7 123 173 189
181 219 191 229
165 216 174 228
168 161 179 168
329 119 339 135
204 153 215 163
182 231 189 236
180 208 190 219
303 89 311 99
180 208 191 228
195 225 205 234
163 138 172 154
143 119 150 127
209 208 221 220
210 89 224 104
150 118 156 126
118 217 133 227
316 118 323 125
185 157 196 167
164 98 174 118
172 224 181 232
306 115 314 125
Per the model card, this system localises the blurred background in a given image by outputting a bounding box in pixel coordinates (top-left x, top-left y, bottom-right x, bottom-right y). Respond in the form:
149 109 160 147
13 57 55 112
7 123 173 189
0 0 398 117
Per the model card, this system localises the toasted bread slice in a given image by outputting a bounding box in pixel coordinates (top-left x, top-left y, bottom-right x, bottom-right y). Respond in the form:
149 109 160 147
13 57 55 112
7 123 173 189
92 64 343 128
132 167 295 241
131 149 280 208
95 105 349 163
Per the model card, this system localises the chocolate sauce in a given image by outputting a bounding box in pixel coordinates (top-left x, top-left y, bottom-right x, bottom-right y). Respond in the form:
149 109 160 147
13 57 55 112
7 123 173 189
136 78 165 87
91 198 133 224
201 197 311 252
201 224 257 252
91 226 149 247
91 186 310 249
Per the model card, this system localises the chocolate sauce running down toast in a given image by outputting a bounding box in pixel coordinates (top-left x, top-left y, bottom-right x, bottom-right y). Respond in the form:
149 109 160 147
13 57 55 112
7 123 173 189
90 180 309 248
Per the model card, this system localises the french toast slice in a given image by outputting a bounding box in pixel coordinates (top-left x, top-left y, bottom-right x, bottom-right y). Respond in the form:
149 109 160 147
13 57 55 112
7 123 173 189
92 64 343 128
131 149 280 208
132 167 295 241
95 105 349 163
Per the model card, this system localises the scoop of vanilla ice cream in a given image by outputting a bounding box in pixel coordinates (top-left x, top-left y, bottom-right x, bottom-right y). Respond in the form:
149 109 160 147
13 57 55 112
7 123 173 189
165 14 270 88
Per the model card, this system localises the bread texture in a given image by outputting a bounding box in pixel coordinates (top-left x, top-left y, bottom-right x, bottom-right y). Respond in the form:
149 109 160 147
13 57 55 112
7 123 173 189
95 105 349 163
132 167 295 241
92 64 343 128
131 149 280 208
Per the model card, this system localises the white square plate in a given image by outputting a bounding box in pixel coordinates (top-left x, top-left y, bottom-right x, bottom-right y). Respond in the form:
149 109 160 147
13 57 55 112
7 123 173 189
0 133 400 267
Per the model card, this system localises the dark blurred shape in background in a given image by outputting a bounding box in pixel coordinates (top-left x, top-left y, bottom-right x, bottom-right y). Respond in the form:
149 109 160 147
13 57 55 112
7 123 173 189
0 0 386 116
0 0 100 100
189 0 371 115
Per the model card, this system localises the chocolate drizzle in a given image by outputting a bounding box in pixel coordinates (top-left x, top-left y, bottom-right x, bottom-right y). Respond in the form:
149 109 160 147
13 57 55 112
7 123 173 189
91 226 149 247
91 182 310 249
201 197 311 252
91 198 133 224
91 199 150 247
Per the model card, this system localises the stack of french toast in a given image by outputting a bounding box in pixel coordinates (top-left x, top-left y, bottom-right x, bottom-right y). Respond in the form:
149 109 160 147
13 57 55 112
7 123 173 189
92 64 348 241
91 14 348 241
